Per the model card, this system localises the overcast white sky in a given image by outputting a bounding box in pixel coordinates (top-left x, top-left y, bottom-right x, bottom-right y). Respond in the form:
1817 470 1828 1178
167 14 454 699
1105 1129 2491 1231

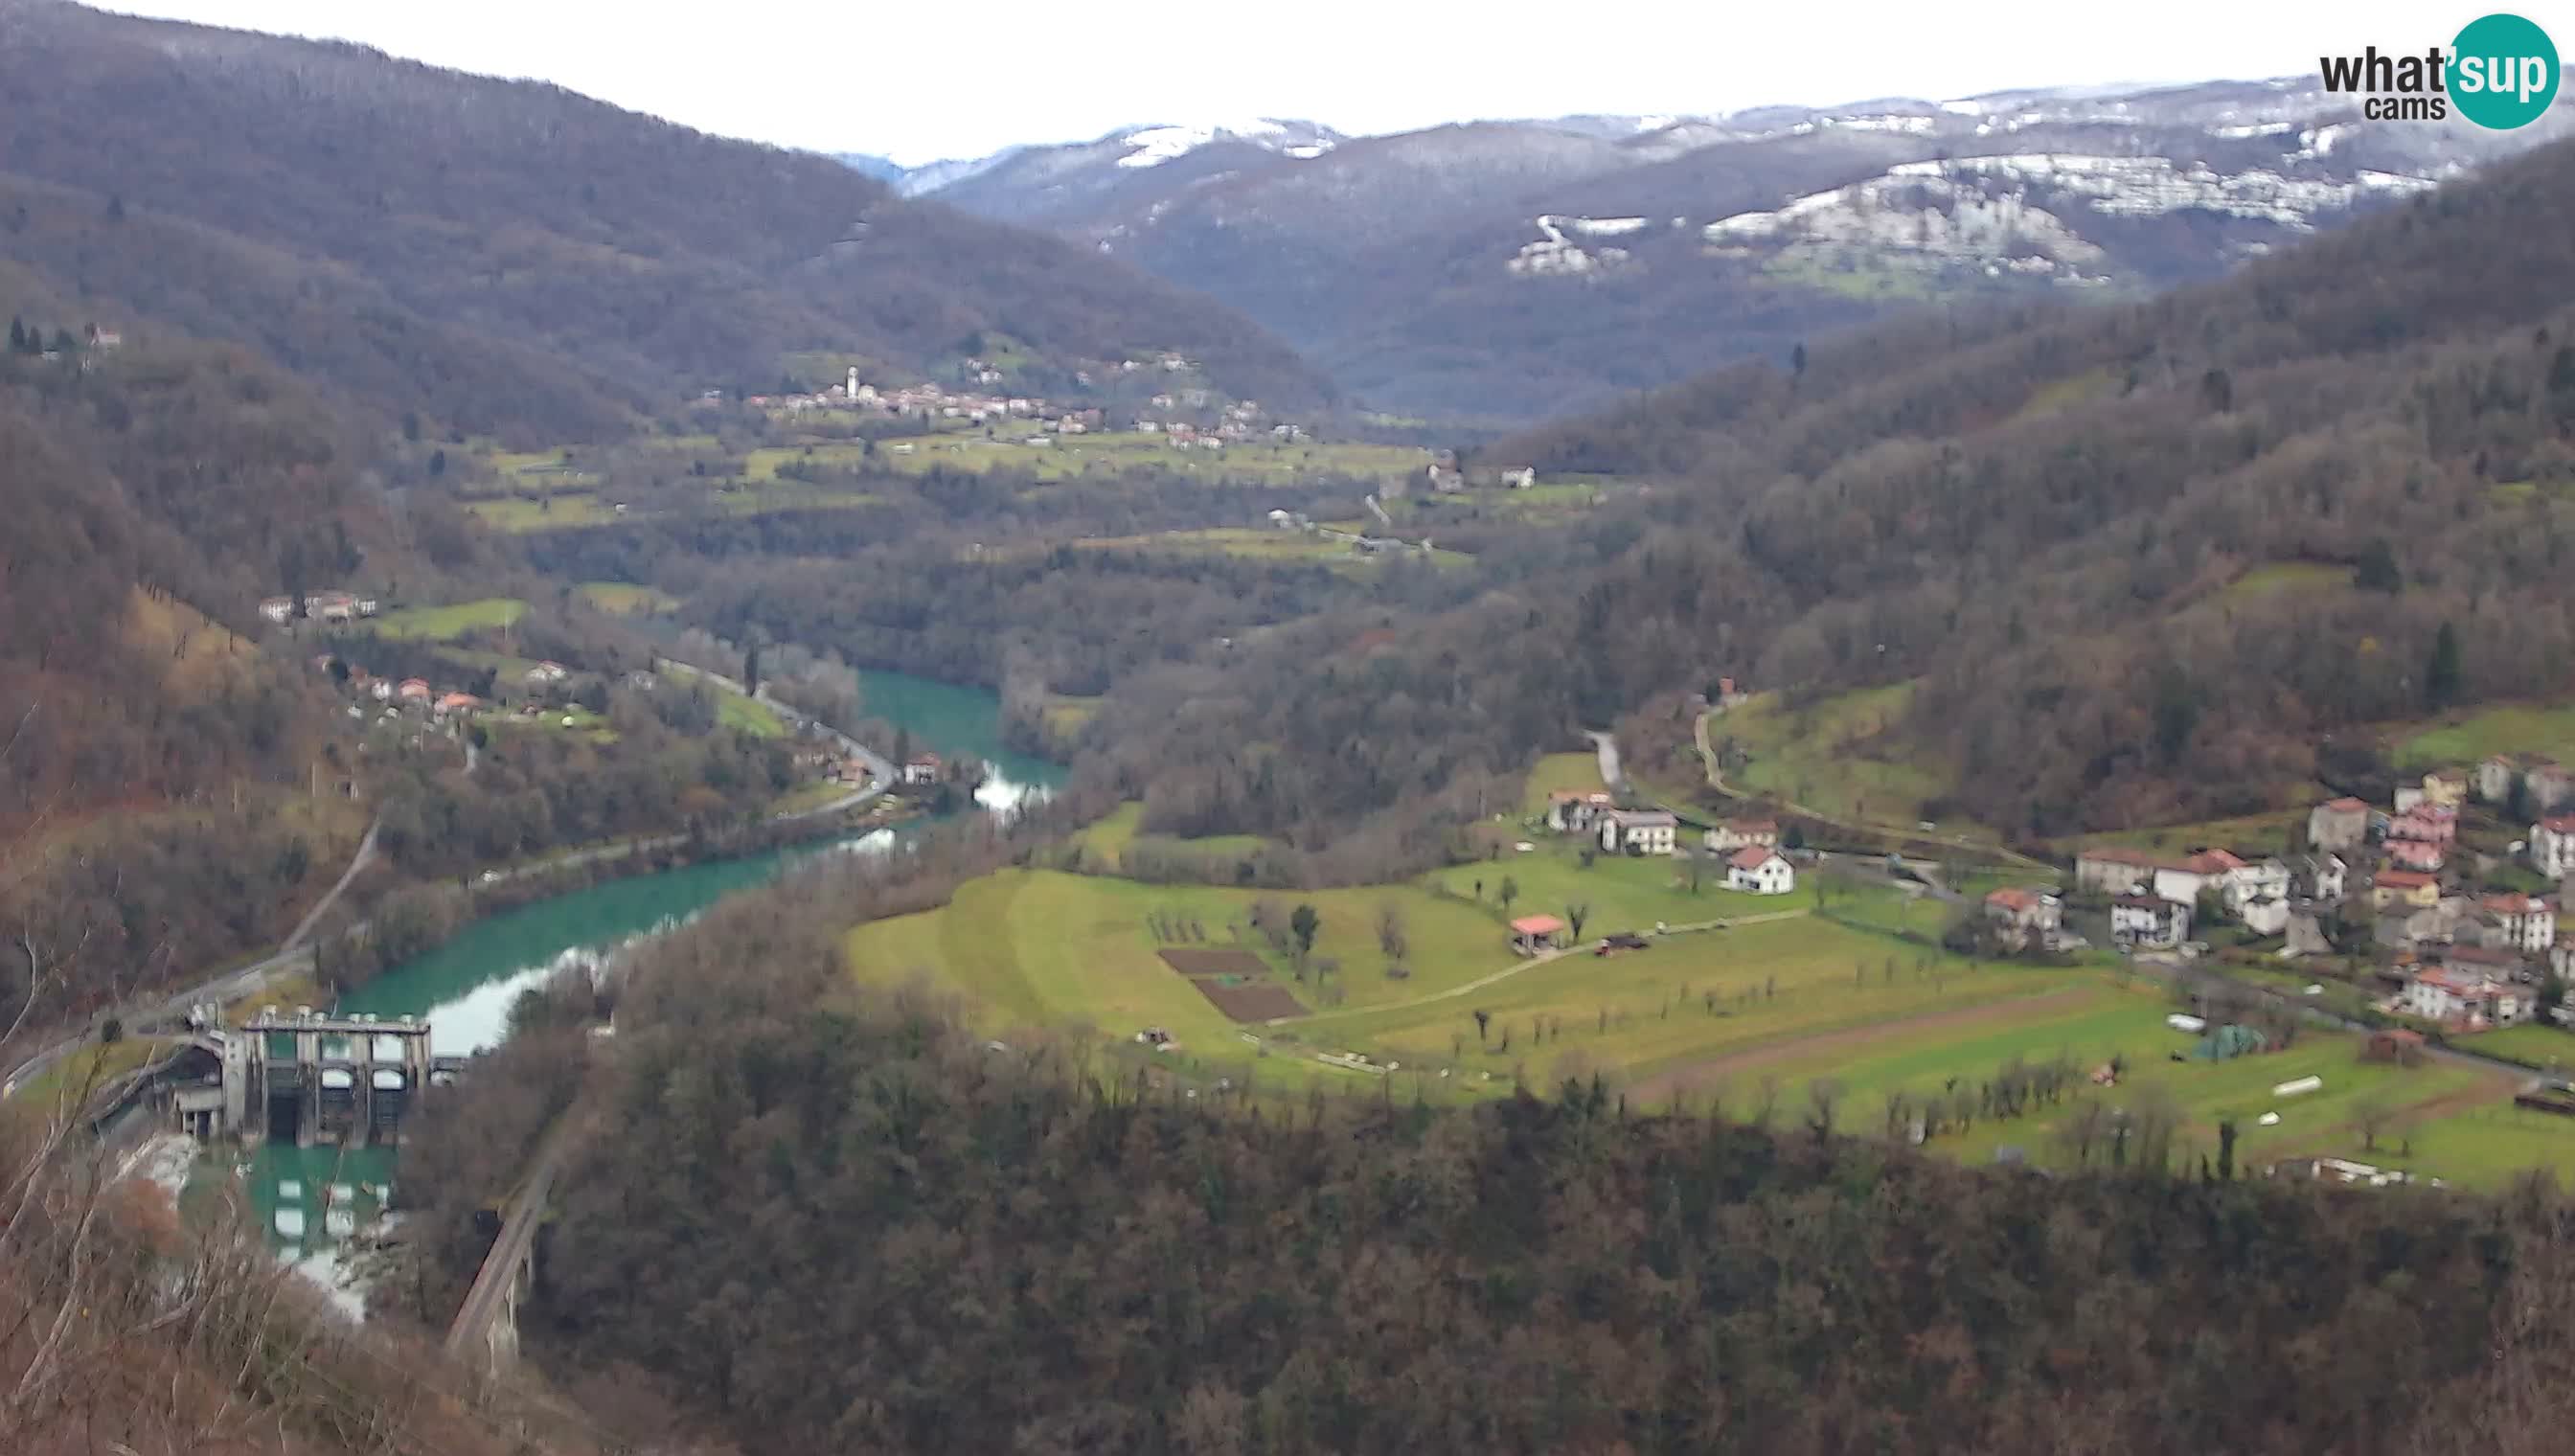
105 0 2524 164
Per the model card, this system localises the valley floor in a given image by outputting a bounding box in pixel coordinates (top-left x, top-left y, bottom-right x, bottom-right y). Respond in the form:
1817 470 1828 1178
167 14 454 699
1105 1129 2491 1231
843 792 2575 1189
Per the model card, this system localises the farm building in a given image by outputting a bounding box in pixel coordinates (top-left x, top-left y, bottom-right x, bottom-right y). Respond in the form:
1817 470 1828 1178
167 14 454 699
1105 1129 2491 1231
1509 915 1567 955
1598 809 1678 856
1725 848 1795 895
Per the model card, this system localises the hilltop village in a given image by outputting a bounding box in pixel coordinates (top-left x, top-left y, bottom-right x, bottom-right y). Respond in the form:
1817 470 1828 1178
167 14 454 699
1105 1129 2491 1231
730 354 1311 452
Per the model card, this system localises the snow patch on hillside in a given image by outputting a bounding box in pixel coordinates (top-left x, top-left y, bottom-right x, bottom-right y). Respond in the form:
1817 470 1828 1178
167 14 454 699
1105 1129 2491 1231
1115 120 1335 170
1509 216 1636 277
1704 176 2107 274
1888 153 2437 225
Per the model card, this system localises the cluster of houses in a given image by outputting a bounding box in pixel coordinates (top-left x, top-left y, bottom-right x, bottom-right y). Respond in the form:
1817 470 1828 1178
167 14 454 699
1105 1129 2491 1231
313 656 502 727
259 590 380 626
2055 762 2575 1034
1539 793 1797 896
733 365 1305 450
1408 449 1541 495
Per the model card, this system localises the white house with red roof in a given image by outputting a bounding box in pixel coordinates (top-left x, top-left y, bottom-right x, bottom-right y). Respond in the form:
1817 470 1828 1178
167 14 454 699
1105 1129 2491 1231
2534 815 2575 879
2483 893 2558 955
2404 966 2525 1028
2153 850 2244 909
1725 847 1795 895
2307 797 2371 853
902 753 943 785
1982 886 2062 949
1546 790 1614 833
2220 857 2291 911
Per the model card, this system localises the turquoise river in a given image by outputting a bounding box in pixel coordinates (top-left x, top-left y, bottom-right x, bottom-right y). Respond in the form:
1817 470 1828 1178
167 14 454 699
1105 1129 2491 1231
226 670 1063 1287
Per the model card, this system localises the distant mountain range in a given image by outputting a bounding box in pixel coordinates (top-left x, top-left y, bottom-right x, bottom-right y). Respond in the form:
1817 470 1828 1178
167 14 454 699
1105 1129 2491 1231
863 87 2570 421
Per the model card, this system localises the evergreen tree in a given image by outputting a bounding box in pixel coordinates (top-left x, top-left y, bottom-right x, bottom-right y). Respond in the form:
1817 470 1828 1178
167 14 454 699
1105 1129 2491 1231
5 316 23 353
2427 621 2463 709
2355 536 2403 593
2199 366 2234 413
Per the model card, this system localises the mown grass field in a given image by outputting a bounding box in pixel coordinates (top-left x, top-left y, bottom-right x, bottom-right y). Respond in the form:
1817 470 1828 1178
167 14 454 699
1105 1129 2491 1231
2006 366 2120 423
1041 694 1102 738
577 582 680 615
2396 699 2575 769
846 869 1510 1034
1520 751 1607 816
714 692 786 739
1711 684 1966 833
1072 803 1268 873
2060 806 2312 859
2213 561 2356 603
831 859 2575 1179
1728 979 2515 1173
1759 250 1942 301
2350 1101 2575 1188
486 704 614 743
1321 915 2059 1083
370 599 527 641
466 494 616 531
875 432 1428 487
845 870 1515 1096
1425 841 1818 939
2454 1022 2575 1070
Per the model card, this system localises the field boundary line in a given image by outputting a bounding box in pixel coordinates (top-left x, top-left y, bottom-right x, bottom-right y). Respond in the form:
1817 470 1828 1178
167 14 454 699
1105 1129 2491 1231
1268 908 1812 1029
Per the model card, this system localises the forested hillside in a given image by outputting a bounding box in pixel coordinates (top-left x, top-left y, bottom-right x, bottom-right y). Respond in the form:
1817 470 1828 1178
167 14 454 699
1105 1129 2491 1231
0 0 1333 440
0 330 391 834
491 878 2575 1456
1088 136 2575 847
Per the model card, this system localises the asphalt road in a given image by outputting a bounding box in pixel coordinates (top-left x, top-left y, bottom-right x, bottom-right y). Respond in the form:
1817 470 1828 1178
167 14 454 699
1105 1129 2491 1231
1586 729 1624 789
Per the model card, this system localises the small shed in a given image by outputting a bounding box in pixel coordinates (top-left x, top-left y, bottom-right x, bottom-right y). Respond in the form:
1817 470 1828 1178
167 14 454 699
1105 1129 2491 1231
1509 915 1567 956
2365 1028 2427 1066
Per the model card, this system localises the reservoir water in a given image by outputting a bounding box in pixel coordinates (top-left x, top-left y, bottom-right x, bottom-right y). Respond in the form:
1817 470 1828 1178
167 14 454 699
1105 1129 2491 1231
236 670 1064 1278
